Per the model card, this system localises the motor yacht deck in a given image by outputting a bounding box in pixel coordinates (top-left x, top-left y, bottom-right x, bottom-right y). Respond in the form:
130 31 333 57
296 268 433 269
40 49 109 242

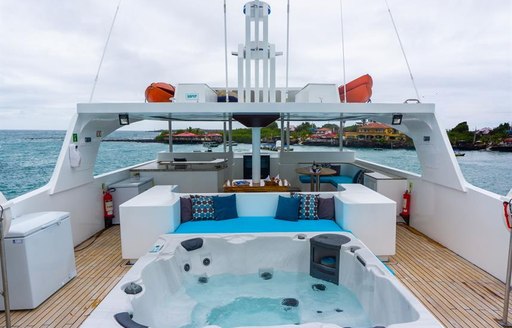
0 1 510 326
0 225 509 328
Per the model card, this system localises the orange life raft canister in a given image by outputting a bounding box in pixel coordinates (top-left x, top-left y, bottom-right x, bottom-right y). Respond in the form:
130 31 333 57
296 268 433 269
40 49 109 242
338 74 373 103
145 82 175 102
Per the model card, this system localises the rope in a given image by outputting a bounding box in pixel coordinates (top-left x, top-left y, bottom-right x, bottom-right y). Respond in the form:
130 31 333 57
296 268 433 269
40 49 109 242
384 0 421 101
339 0 347 103
285 0 290 102
223 0 229 103
89 0 122 103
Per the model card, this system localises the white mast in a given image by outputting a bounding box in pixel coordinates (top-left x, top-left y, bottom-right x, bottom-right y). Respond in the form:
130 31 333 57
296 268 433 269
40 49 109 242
234 1 281 183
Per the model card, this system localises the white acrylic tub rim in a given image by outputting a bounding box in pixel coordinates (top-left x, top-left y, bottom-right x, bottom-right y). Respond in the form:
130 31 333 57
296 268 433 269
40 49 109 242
83 232 442 328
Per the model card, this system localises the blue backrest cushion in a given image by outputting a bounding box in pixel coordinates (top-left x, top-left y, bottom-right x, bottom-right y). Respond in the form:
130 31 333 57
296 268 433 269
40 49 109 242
190 195 215 220
291 193 319 220
318 197 335 220
275 195 300 221
213 194 238 220
180 197 193 223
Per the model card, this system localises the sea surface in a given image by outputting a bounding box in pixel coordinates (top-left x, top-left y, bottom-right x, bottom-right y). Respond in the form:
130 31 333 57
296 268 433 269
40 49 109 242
0 130 510 200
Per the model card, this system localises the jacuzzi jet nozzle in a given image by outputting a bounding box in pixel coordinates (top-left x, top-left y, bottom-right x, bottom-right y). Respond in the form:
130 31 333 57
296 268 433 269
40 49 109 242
282 298 299 307
260 272 273 280
198 276 208 284
312 284 326 291
124 282 143 295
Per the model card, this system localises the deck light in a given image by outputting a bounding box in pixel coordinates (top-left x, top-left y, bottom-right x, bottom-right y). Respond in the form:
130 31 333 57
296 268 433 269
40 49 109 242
119 113 130 126
392 114 403 125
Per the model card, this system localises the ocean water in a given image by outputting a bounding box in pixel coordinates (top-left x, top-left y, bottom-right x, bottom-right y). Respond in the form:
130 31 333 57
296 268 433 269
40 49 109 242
0 130 510 200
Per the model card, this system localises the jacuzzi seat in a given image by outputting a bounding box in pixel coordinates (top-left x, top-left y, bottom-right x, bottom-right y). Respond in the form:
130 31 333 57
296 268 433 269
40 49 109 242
83 231 442 328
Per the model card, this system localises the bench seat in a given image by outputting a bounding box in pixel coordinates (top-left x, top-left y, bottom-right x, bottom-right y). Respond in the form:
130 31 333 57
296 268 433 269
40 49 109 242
299 175 353 187
174 216 343 234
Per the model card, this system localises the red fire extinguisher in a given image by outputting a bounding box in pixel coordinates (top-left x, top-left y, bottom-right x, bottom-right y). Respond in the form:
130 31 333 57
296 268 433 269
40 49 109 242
400 189 411 225
103 188 115 228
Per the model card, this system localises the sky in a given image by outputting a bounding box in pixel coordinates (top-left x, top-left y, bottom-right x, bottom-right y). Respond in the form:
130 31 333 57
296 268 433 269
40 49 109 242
0 0 510 131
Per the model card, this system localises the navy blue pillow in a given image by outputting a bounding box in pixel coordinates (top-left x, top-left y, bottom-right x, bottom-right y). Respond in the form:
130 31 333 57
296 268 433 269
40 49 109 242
180 197 193 223
212 194 238 220
275 195 300 221
318 197 335 220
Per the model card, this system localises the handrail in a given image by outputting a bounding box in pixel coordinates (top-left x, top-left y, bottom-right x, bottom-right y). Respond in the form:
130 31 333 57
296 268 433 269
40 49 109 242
0 204 11 328
500 198 512 327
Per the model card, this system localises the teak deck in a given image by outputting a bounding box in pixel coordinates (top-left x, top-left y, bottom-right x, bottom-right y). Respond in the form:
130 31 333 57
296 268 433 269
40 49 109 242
0 224 510 327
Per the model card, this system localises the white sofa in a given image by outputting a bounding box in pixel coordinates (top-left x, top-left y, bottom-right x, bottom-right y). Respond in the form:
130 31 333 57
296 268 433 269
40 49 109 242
120 185 396 260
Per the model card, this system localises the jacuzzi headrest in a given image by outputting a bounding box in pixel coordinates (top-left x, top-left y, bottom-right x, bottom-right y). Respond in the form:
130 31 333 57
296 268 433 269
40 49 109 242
181 238 204 251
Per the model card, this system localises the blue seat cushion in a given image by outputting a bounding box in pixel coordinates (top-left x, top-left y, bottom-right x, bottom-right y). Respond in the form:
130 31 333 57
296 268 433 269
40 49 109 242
299 175 353 187
325 176 354 185
173 216 344 234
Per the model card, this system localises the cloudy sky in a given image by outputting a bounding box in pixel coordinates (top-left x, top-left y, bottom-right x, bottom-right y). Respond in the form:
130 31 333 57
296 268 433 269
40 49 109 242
0 0 510 131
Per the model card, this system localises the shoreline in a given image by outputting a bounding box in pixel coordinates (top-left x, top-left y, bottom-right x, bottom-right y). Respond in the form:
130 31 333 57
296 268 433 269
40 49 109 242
102 138 512 152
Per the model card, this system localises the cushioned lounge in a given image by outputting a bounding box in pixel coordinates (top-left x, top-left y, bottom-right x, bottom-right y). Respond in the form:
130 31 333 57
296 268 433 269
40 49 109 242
174 216 344 234
299 175 353 187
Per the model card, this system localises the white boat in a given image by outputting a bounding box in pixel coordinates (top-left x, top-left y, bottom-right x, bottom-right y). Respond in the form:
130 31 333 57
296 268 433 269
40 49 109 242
0 1 511 328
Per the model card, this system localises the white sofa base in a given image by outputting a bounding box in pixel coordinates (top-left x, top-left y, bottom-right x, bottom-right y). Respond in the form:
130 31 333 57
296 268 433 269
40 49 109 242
119 186 396 260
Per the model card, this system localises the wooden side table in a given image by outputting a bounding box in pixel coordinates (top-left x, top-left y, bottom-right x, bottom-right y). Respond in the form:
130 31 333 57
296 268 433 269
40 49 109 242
223 179 291 192
295 167 336 191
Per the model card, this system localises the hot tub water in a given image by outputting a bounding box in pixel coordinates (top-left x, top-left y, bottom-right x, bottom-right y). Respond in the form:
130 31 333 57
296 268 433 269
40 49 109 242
172 271 372 328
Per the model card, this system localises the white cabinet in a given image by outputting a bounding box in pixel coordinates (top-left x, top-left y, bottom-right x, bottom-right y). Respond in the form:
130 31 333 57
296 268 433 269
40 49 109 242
120 185 180 260
363 172 407 216
110 177 154 224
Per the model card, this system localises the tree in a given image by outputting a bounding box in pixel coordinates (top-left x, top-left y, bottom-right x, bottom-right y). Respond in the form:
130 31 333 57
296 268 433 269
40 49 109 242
292 122 316 140
447 121 473 144
322 123 339 132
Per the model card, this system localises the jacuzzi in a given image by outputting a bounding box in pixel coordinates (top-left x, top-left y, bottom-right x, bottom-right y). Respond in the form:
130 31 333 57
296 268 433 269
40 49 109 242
83 232 442 328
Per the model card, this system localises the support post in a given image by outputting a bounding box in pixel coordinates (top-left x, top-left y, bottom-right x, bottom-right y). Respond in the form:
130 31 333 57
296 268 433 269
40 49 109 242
168 120 173 153
229 117 233 153
252 127 261 183
339 119 344 151
286 114 291 151
223 119 227 153
280 116 285 153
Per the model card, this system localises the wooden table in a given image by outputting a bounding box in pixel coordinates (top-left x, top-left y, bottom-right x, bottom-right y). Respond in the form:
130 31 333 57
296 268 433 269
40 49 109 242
223 179 291 192
295 167 336 191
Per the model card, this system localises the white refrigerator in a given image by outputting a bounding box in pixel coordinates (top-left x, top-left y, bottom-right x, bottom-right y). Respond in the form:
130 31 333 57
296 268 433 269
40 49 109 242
0 211 77 310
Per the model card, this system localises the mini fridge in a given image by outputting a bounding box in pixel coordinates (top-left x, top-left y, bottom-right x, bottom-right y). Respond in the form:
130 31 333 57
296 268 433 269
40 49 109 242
0 211 77 310
110 177 153 224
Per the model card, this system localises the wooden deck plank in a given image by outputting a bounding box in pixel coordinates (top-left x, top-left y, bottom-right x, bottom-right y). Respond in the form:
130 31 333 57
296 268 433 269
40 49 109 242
0 223 511 327
389 223 511 328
